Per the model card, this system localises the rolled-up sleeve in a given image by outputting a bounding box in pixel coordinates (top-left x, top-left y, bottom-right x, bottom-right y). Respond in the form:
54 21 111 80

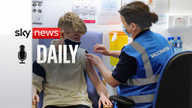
112 52 137 83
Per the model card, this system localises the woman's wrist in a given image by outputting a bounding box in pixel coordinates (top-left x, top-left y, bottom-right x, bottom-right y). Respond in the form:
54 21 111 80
106 50 111 56
96 62 105 70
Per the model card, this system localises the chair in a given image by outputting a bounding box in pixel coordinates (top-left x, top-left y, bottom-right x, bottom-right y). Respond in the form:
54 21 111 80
33 31 103 108
109 51 192 108
153 51 192 108
80 31 103 108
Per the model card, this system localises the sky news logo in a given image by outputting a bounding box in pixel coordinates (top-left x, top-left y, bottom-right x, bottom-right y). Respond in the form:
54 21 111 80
33 28 61 39
15 28 78 64
15 28 61 39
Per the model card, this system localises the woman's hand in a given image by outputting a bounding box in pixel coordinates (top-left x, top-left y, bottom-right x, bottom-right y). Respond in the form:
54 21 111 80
98 93 113 108
94 44 110 56
86 53 103 68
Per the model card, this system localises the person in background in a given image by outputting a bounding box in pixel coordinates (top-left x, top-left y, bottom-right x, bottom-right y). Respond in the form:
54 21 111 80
32 12 112 108
86 1 174 108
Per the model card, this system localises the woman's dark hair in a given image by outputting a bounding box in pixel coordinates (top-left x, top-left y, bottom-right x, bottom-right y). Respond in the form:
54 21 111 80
119 1 158 29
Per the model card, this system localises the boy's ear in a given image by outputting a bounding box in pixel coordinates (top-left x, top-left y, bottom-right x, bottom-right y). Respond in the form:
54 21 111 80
60 31 65 39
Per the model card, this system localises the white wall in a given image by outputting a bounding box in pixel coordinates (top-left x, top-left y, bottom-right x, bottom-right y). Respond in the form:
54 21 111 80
167 0 192 50
169 0 192 13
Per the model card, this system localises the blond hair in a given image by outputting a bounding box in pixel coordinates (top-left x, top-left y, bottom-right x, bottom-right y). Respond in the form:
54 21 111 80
57 12 87 34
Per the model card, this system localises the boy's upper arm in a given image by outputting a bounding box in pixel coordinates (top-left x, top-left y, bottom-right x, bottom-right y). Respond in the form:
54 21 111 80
78 48 88 70
85 57 102 88
33 60 46 93
33 73 44 93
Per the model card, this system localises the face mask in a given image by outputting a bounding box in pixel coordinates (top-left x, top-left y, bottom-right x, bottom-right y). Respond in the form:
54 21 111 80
64 35 81 49
122 24 132 37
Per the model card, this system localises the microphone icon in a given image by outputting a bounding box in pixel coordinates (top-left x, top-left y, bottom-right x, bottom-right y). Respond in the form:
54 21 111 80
18 45 27 64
